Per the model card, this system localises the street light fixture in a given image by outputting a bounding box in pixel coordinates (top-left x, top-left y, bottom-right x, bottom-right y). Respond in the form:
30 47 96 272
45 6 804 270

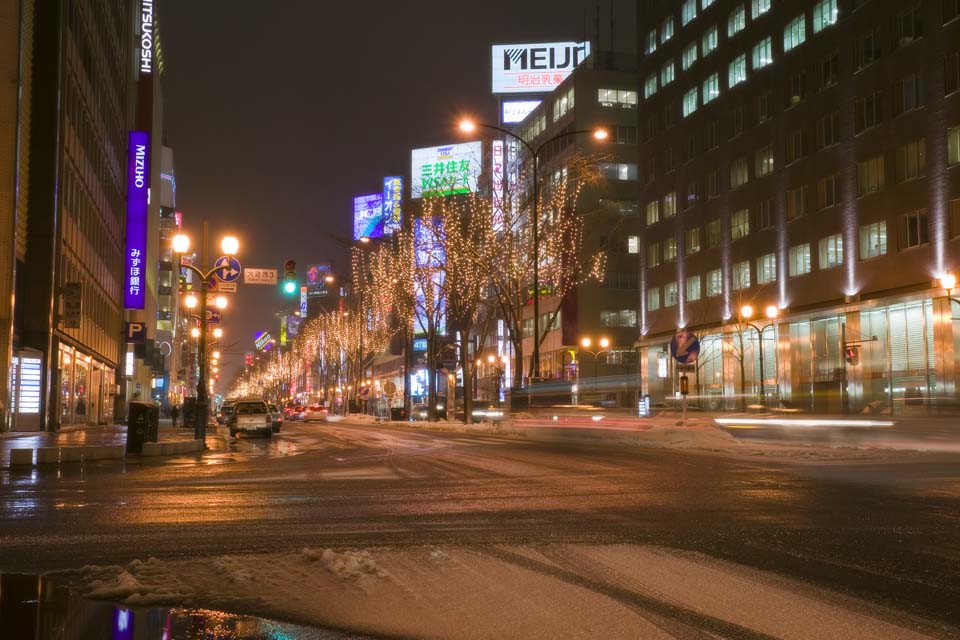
184 293 198 309
213 327 223 339
739 304 779 405
578 336 611 401
221 236 240 255
457 117 608 381
190 327 201 339
212 351 221 360
215 295 228 309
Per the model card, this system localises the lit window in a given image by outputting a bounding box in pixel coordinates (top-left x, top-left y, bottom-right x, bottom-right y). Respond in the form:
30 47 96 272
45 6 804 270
665 282 679 307
702 26 719 56
661 16 675 43
552 85 575 120
661 61 676 86
732 260 751 290
819 234 843 269
647 242 661 267
949 125 960 165
707 268 723 296
645 29 658 54
683 42 698 70
628 235 640 254
685 228 701 255
755 144 774 177
683 87 699 118
599 88 637 107
784 14 806 52
756 253 777 285
644 74 658 99
702 73 720 103
789 243 811 276
728 54 747 87
731 208 750 239
647 288 661 311
664 192 678 218
895 138 926 182
702 0 716 8
599 162 639 181
859 221 887 259
706 219 721 247
682 0 697 25
857 155 884 196
899 209 928 249
752 36 773 69
646 201 660 225
728 4 746 37
664 238 678 262
730 156 749 188
686 275 702 301
812 0 838 33
751 0 771 19
601 310 638 327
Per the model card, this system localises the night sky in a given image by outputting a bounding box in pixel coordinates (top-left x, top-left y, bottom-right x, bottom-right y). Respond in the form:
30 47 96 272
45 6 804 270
160 0 636 391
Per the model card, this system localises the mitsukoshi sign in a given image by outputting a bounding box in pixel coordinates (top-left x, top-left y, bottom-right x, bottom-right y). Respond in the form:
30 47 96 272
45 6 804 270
125 131 149 309
491 41 590 94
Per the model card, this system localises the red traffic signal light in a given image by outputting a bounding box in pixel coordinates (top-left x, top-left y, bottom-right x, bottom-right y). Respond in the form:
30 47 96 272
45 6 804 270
844 346 859 366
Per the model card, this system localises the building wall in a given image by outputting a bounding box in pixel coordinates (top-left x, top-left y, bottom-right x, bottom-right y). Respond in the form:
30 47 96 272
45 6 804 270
635 0 960 412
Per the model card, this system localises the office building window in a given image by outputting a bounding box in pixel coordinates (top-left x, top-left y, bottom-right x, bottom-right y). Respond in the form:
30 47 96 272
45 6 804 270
789 243 812 276
663 102 678 129
702 25 719 56
683 0 698 25
707 170 719 198
757 253 777 284
757 199 774 229
819 51 839 89
755 145 774 177
706 218 721 247
686 179 700 208
599 88 638 107
899 209 929 249
601 310 638 327
615 126 638 144
553 85 575 120
949 125 960 165
644 74 658 99
947 53 960 95
645 115 658 141
945 0 960 23
752 0 771 18
732 208 750 239
812 0 838 33
664 237 678 261
599 163 639 181
705 121 719 149
732 106 745 138
647 287 661 311
854 28 881 71
732 260 751 290
662 16 675 43
628 235 640 254
857 155 885 195
683 41 698 70
786 185 809 220
752 37 773 69
664 192 678 218
728 54 747 88
896 6 923 47
950 198 960 238
664 147 676 173
895 138 926 182
730 156 749 188
854 92 882 133
817 111 841 148
757 91 771 122
817 172 841 209
685 227 701 255
819 233 844 269
665 282 679 307
647 242 661 267
644 160 656 185
683 87 699 118
599 199 639 216
787 72 806 106
702 0 716 7
728 5 746 37
686 275 702 301
784 14 806 52
859 221 887 259
646 201 660 225
646 29 658 54
786 128 805 164
685 135 698 163
707 268 723 296
661 61 676 86
894 74 925 116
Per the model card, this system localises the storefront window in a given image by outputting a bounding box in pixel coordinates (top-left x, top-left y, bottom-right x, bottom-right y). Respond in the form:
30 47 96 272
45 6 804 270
60 349 74 422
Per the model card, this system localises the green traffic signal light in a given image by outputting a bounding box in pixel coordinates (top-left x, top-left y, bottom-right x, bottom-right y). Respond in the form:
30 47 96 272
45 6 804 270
282 280 297 295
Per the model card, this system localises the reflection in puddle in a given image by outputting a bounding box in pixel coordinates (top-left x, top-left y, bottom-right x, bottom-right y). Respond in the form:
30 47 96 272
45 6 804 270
0 573 364 639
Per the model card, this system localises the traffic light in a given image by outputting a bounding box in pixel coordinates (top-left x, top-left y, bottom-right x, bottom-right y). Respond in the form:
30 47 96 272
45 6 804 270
282 259 297 295
844 345 859 366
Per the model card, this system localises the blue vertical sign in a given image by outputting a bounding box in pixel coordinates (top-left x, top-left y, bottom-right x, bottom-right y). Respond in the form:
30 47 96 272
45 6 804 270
124 131 149 309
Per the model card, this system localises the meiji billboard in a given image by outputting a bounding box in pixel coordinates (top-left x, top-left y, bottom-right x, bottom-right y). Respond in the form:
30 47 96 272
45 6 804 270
411 142 482 199
491 41 590 94
353 193 384 240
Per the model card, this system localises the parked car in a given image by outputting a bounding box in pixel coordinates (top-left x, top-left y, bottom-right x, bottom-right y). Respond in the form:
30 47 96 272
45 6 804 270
226 400 273 437
411 403 430 421
216 399 237 425
266 403 283 433
303 404 328 422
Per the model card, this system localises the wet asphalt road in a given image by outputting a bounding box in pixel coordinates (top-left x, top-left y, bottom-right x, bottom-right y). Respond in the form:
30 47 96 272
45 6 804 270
1 420 958 630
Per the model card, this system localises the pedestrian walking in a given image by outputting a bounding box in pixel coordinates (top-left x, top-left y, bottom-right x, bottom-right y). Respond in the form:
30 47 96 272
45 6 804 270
170 404 180 428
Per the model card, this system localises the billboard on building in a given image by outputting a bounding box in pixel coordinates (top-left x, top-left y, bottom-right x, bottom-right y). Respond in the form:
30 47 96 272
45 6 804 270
353 194 384 240
492 140 505 231
501 100 541 124
491 41 590 94
382 176 403 234
413 217 446 336
125 130 150 309
411 142 482 199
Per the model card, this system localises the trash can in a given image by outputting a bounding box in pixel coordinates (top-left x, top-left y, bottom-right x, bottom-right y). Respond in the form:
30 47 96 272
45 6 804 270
147 403 160 443
390 407 405 421
127 401 152 454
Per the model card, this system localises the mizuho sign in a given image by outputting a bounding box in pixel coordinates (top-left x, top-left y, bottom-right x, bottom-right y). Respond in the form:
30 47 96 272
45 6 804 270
491 41 590 94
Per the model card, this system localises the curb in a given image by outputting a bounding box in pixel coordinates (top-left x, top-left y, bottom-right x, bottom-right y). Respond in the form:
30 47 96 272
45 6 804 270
4 440 202 468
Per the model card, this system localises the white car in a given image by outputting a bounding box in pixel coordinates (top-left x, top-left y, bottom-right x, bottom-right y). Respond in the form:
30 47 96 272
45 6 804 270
226 400 274 437
303 404 328 422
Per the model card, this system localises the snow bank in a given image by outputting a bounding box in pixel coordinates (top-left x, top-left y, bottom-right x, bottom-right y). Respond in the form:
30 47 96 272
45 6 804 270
301 548 387 579
81 557 195 606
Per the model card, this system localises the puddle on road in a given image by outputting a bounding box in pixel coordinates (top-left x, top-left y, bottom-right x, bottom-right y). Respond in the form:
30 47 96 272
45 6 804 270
0 573 367 639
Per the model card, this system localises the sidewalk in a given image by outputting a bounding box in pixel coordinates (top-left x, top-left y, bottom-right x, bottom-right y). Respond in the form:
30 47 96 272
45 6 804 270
0 419 204 468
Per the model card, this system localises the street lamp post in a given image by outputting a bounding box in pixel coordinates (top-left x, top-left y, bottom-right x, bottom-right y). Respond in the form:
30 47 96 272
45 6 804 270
940 273 960 307
578 336 610 403
738 305 779 406
459 119 608 382
172 223 239 443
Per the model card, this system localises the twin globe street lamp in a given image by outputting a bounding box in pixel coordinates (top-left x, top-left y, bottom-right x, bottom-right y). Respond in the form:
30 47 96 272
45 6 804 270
458 118 608 383
172 231 239 441
738 304 779 406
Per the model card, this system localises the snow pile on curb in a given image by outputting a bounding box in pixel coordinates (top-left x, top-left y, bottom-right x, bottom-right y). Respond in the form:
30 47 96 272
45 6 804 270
81 558 195 606
301 548 387 578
